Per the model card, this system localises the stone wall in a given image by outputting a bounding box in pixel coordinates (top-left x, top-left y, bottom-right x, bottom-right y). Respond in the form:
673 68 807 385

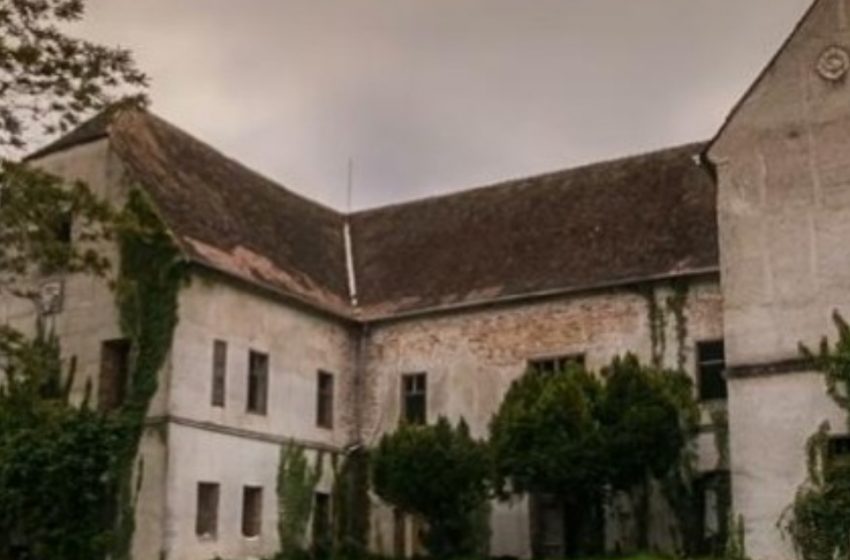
361 277 724 557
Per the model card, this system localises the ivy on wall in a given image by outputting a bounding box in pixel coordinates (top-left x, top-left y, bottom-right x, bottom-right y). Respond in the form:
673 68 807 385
111 188 186 559
784 312 850 560
332 448 371 560
277 442 322 560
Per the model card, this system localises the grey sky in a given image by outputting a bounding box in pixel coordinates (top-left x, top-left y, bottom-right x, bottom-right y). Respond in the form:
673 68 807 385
76 0 812 210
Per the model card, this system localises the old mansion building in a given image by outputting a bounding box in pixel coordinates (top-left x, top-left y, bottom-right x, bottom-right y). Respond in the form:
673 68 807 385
4 1 850 558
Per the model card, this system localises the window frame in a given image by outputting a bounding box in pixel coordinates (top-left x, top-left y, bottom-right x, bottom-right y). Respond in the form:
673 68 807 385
98 338 132 412
316 370 335 429
195 481 220 540
401 372 427 426
247 350 269 415
696 340 727 402
528 353 586 375
241 485 264 538
211 340 227 408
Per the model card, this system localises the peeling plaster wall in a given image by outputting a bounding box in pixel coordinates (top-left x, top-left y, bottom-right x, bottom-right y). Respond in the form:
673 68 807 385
709 1 850 558
361 278 723 558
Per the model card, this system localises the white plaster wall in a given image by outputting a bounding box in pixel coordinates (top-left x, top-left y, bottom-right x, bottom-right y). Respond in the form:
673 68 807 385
170 276 357 447
727 371 845 560
361 278 724 558
709 2 850 558
163 276 357 559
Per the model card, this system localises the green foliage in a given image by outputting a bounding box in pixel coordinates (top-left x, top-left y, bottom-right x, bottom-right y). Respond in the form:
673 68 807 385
277 443 322 560
0 161 113 297
0 0 147 152
785 312 850 560
0 324 126 560
372 417 490 559
332 448 372 560
110 189 185 559
490 356 698 557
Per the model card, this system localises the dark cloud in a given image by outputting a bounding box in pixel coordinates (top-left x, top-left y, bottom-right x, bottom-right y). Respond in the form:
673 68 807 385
77 0 813 209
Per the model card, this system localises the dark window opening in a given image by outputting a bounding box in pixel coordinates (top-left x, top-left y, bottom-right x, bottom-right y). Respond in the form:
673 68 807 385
242 486 263 537
317 371 334 429
211 340 227 407
195 482 220 539
99 338 131 412
393 507 406 558
401 372 427 425
247 350 269 415
313 492 332 558
828 435 850 470
698 340 727 401
529 354 586 375
54 212 72 244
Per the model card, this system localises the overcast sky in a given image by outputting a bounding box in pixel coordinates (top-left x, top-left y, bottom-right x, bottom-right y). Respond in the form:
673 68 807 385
75 0 812 210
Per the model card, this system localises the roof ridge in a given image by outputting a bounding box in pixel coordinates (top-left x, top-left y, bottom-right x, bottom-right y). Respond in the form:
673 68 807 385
351 140 708 217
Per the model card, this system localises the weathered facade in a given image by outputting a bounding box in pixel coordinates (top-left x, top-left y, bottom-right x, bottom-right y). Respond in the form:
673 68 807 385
4 2 850 558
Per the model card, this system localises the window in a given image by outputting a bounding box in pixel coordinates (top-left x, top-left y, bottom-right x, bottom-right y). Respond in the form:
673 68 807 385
529 354 585 375
242 486 263 537
313 492 332 556
828 436 850 470
316 371 334 429
393 507 406 558
247 351 269 415
195 482 220 539
211 340 227 407
99 339 131 412
401 373 427 425
697 341 727 401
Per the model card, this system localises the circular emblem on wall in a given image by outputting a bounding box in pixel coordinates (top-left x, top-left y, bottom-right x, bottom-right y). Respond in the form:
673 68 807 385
817 46 850 81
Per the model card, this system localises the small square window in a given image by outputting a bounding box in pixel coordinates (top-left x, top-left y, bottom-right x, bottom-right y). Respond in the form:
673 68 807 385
195 482 220 539
211 340 227 408
697 341 727 401
317 371 334 429
529 354 585 375
242 486 263 538
401 373 427 425
247 351 269 415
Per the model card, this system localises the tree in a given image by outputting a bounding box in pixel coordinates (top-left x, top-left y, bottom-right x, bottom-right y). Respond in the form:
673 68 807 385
489 364 607 557
0 322 125 560
0 2 146 558
372 417 490 559
598 354 698 551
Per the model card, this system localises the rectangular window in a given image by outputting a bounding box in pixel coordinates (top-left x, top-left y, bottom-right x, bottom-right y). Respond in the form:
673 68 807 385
828 435 850 470
99 339 131 412
195 482 220 539
247 350 269 415
211 340 227 407
313 492 332 554
529 354 585 375
317 371 334 429
401 372 427 425
242 486 263 538
697 341 727 401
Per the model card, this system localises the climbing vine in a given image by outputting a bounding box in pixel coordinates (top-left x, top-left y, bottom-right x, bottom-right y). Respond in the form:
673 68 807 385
641 286 667 368
277 442 322 560
784 312 850 560
110 188 186 559
331 448 371 559
666 280 690 372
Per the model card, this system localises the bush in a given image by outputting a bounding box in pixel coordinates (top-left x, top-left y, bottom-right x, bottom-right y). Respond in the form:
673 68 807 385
372 417 490 559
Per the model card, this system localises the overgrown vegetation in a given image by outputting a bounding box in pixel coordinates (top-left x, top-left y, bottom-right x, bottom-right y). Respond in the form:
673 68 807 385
332 448 372 560
277 443 323 560
0 324 124 559
372 417 491 559
784 313 850 560
110 190 185 559
489 355 698 558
